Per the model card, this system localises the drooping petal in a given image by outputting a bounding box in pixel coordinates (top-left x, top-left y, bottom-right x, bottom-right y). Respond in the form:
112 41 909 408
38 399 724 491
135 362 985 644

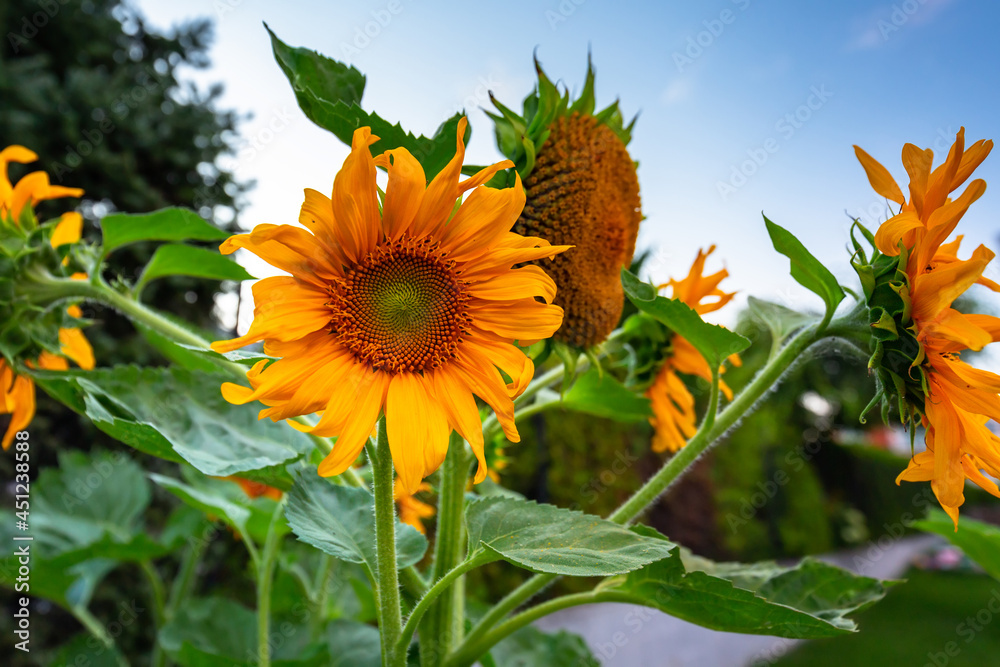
854 145 905 205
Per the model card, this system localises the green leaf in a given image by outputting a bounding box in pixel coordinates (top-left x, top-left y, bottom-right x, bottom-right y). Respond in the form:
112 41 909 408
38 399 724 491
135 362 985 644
322 619 382 667
764 215 845 317
150 473 252 537
464 498 676 576
31 365 312 483
285 472 427 575
267 26 466 180
593 527 890 638
490 626 597 667
50 634 128 667
138 243 254 290
100 207 228 254
562 366 652 422
621 268 750 368
158 597 329 666
915 510 1000 581
747 296 818 345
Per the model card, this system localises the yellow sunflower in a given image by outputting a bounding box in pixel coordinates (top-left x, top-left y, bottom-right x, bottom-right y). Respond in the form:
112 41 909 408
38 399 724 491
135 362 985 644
854 128 999 526
225 476 284 501
646 246 740 453
0 146 92 450
394 478 435 534
212 119 568 492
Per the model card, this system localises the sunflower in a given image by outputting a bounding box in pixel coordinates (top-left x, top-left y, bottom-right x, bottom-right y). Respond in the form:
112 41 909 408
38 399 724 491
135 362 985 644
0 146 91 450
212 119 567 492
646 246 739 453
489 58 642 349
853 128 999 526
395 478 434 534
225 476 284 501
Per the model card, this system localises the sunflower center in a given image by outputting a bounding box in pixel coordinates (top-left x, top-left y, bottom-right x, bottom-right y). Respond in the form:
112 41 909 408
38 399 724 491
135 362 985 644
514 112 642 349
329 238 470 373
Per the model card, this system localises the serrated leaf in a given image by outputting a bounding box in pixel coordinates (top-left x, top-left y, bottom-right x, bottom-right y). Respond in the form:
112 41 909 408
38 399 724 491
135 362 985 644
267 26 465 179
285 472 427 574
621 268 750 368
30 365 312 484
764 215 845 317
747 296 817 344
464 498 675 576
915 510 1000 581
100 208 227 254
562 365 652 422
138 243 254 289
593 526 890 638
490 626 597 667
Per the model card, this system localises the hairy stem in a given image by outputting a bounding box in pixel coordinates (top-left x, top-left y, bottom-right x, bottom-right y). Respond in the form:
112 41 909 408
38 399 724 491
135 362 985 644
370 419 404 666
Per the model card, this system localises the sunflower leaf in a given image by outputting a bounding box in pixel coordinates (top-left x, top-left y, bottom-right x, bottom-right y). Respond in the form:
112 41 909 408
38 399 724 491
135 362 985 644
915 510 1000 581
464 497 675 576
764 215 845 318
285 472 427 574
137 244 254 293
747 296 818 346
562 365 652 422
29 365 311 486
267 25 466 179
620 268 750 368
100 208 227 254
592 526 890 638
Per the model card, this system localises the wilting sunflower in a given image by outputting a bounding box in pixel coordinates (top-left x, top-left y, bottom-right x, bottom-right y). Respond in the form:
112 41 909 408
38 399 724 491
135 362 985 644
853 128 999 526
488 58 642 349
212 120 567 492
0 146 92 450
646 246 739 453
395 478 434 535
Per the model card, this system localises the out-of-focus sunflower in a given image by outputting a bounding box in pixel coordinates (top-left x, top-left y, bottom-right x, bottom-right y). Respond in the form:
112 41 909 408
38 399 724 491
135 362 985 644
853 128 999 527
0 146 91 450
212 120 568 492
394 478 434 535
225 476 284 501
646 246 740 453
487 58 642 350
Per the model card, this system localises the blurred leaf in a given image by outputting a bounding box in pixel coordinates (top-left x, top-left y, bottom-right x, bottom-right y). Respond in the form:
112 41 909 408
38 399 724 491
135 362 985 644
621 268 750 368
916 510 1000 581
31 365 312 484
137 243 254 290
323 619 382 667
747 296 818 345
100 208 228 254
562 366 652 422
49 634 128 667
593 526 890 638
267 25 466 179
489 626 597 667
150 473 252 539
764 215 845 317
158 597 328 666
464 497 675 576
285 472 427 575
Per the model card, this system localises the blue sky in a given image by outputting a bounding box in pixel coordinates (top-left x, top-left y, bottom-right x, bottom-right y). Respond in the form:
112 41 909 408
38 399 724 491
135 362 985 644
135 0 1000 331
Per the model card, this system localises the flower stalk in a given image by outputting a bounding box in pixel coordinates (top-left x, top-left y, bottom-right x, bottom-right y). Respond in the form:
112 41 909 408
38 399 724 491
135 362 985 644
369 419 405 667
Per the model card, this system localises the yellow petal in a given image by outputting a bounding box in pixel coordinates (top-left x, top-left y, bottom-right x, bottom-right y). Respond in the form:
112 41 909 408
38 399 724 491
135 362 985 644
854 145 905 205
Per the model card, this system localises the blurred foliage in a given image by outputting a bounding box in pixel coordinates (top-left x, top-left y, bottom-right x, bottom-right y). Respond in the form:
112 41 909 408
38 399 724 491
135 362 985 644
0 0 248 363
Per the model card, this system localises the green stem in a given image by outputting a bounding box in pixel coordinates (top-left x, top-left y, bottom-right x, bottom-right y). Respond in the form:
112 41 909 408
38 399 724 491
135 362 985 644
166 537 207 620
310 554 335 638
454 323 826 665
370 419 404 667
421 432 469 667
72 606 114 649
398 556 484 656
139 560 167 667
256 498 286 667
446 593 597 667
